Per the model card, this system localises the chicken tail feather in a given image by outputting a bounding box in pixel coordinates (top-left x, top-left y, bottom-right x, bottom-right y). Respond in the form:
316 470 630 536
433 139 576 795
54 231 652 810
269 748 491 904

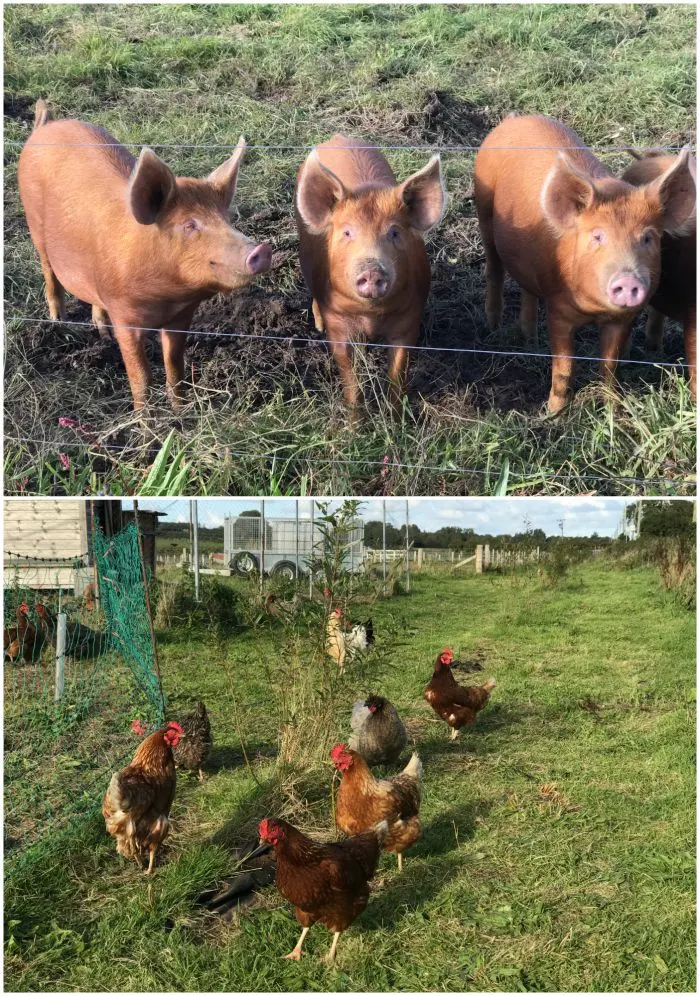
402 752 423 781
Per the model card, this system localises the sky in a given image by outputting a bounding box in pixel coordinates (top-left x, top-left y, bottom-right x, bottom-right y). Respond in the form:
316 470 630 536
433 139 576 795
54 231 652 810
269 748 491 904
123 498 634 538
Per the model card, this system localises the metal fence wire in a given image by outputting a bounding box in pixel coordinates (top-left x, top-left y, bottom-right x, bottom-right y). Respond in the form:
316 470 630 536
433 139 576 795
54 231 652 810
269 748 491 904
3 525 164 878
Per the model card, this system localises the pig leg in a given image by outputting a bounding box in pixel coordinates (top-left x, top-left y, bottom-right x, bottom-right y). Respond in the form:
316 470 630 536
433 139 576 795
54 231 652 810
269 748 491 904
92 305 112 341
112 322 152 411
599 320 633 386
387 346 409 411
312 299 324 332
38 248 66 322
684 310 696 399
330 339 361 417
519 291 538 345
483 241 505 331
645 307 665 351
546 311 576 414
161 307 195 410
161 330 189 411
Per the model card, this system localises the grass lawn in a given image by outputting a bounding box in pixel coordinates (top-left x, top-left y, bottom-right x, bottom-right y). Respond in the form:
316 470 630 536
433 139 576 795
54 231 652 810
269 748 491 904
4 561 696 991
3 3 697 496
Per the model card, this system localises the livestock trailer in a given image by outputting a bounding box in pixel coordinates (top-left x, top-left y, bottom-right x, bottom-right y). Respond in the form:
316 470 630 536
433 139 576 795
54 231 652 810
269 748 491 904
223 514 365 580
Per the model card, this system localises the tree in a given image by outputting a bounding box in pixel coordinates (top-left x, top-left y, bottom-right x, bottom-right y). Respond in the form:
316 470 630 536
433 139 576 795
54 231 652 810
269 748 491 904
637 501 695 539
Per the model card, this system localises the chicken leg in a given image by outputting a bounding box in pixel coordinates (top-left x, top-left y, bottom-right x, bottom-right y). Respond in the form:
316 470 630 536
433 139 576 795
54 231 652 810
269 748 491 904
145 844 158 875
284 926 309 961
324 931 341 964
397 853 403 872
449 728 459 741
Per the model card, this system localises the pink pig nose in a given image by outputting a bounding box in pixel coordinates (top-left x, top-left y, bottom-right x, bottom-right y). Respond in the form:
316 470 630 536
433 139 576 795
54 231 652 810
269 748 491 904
608 272 647 309
356 267 389 300
245 243 272 275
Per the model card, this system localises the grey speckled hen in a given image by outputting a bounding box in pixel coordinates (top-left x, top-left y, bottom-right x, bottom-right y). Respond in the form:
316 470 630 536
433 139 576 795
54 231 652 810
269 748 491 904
349 695 408 766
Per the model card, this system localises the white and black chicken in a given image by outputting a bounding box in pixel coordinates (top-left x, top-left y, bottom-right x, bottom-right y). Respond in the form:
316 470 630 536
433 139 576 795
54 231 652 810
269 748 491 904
326 608 374 673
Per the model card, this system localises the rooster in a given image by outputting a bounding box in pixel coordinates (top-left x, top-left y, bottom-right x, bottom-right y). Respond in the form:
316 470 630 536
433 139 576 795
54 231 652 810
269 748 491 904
349 695 408 766
332 744 422 872
102 720 184 874
424 647 496 740
259 816 388 963
326 608 374 674
172 701 212 781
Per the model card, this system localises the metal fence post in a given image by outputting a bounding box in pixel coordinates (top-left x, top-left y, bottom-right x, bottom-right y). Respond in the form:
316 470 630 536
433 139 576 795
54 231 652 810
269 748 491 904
260 499 265 597
309 500 314 598
405 499 410 592
295 499 300 580
382 500 387 595
192 500 201 602
54 612 67 702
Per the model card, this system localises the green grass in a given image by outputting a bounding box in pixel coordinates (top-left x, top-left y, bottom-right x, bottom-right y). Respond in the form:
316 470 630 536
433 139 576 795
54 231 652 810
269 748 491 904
4 561 696 991
3 4 697 495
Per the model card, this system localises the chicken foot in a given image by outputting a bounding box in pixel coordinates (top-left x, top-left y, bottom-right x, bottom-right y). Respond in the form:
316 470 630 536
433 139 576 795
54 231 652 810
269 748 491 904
283 926 310 961
449 728 459 741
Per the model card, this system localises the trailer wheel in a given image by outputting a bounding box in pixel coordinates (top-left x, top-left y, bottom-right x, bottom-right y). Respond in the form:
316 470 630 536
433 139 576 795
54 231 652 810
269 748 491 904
231 551 259 577
270 561 299 582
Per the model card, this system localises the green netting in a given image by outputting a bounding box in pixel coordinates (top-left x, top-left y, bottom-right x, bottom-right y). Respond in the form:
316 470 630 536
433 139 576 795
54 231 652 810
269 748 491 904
4 525 164 878
93 524 166 719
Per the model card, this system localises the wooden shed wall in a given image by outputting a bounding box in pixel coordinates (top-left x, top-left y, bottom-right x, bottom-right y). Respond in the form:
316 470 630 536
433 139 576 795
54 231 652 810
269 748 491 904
4 500 88 560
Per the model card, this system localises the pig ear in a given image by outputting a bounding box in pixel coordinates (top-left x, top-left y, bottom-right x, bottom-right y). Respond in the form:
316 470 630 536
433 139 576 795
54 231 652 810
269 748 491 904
398 155 446 231
128 148 177 225
649 148 696 235
296 150 347 234
541 153 596 231
208 135 246 207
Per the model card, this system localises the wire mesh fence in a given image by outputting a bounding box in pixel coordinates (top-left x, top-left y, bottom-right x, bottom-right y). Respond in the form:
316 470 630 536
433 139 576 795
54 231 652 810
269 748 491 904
3 525 164 879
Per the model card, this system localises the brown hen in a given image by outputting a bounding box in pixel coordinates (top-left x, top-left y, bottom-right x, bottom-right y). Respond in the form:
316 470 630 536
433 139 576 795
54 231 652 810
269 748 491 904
332 744 422 871
259 816 387 963
424 647 496 740
102 721 183 874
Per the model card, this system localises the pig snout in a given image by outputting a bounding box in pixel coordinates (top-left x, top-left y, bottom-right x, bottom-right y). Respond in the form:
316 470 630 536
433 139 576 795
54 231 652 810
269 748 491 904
607 271 648 309
355 261 390 300
245 243 272 275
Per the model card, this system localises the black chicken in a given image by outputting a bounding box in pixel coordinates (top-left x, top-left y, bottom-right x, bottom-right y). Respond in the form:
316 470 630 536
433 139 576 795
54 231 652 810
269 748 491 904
173 701 212 780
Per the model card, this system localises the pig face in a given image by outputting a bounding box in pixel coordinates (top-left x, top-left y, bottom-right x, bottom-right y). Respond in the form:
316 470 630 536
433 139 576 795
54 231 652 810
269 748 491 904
297 152 445 305
541 150 695 315
127 137 272 294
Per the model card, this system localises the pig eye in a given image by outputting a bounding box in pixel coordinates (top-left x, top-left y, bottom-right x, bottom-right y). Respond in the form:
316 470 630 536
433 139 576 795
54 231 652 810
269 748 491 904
591 229 605 245
641 230 655 247
182 219 200 235
388 225 402 242
341 226 354 239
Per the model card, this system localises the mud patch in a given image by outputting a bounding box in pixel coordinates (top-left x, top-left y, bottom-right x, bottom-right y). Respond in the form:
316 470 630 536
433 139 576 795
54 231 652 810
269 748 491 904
4 94 36 125
419 91 499 147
